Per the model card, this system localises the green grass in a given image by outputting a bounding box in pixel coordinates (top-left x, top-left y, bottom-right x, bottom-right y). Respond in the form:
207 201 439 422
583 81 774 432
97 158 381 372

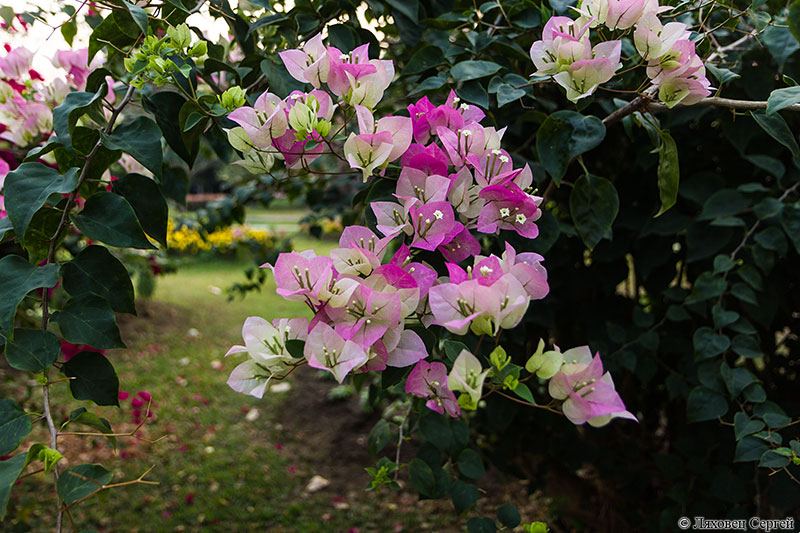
4 235 464 532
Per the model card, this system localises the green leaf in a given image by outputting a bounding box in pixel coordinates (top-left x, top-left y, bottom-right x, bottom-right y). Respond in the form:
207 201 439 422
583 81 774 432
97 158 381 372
734 412 765 440
386 0 419 24
759 449 791 468
513 382 536 403
247 13 287 36
62 351 120 406
0 399 32 456
766 86 800 115
101 116 163 179
0 256 60 338
755 402 792 428
780 202 800 254
121 0 148 34
404 45 445 75
467 517 497 533
367 419 392 457
536 110 606 183
451 60 501 82
705 63 740 85
143 91 199 166
655 130 679 216
450 479 479 513
750 111 800 159
693 327 730 360
730 282 758 305
790 0 800 44
686 386 728 423
327 24 357 52
410 74 448 94
569 174 619 249
419 413 452 451
0 454 27 520
720 363 757 397
457 448 485 479
762 26 800 69
52 88 105 151
735 436 769 462
712 306 739 329
61 18 77 46
65 408 117 448
51 295 125 350
56 464 113 505
62 245 136 314
3 163 80 247
112 173 169 247
5 329 60 372
71 192 155 250
24 443 64 472
685 272 727 304
408 457 437 497
496 83 526 107
457 81 489 109
698 189 748 220
443 340 470 364
497 504 522 528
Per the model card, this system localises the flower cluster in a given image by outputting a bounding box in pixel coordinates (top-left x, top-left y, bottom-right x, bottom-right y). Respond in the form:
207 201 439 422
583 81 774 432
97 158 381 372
223 34 634 428
530 0 711 106
166 219 276 256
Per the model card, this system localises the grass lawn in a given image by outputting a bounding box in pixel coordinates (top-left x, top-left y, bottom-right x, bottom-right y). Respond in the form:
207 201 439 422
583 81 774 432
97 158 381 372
3 235 477 532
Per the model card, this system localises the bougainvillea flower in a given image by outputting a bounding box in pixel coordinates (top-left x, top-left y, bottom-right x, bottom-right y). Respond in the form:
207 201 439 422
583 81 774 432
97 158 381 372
278 33 330 88
401 143 449 176
439 226 481 263
268 251 335 307
227 359 272 398
552 40 622 102
447 349 489 409
386 329 428 367
372 200 412 237
225 316 307 367
0 47 33 79
437 124 486 169
227 91 287 149
343 130 394 181
549 350 637 425
529 17 592 76
325 44 378 97
396 167 451 205
327 284 403 349
339 225 391 261
500 242 550 300
405 360 461 417
633 14 690 61
477 183 540 238
304 322 368 383
409 201 460 251
52 48 102 89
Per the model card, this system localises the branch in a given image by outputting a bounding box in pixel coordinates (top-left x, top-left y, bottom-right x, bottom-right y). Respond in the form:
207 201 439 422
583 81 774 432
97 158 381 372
648 97 800 112
706 31 758 63
602 86 657 126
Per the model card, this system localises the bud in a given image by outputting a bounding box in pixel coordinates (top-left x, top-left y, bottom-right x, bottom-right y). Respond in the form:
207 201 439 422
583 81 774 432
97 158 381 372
502 374 519 390
525 339 564 380
124 56 138 73
167 23 192 49
457 393 478 411
220 86 246 111
288 100 316 134
489 346 510 371
523 522 550 533
189 41 207 57
315 118 332 137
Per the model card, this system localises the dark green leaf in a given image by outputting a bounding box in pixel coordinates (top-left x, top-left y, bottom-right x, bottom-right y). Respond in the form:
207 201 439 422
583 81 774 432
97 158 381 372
693 327 730 360
0 399 32 456
56 464 113 505
685 272 727 304
780 203 800 254
754 402 791 428
443 340 470 363
760 449 792 468
3 163 79 247
730 282 758 306
750 111 800 159
285 339 304 359
720 363 757 397
570 174 619 249
513 382 536 403
62 245 136 314
51 295 125 350
790 0 800 44
656 130 679 216
327 24 357 52
52 88 105 151
698 189 748 220
101 116 163 178
404 46 445 75
705 63 740 85
0 454 27 520
450 479 479 513
496 83 525 107
367 419 391 457
420 413 451 451
113 173 169 247
247 13 286 36
386 0 419 24
762 26 800 69
457 448 485 479
735 436 769 462
734 412 765 440
766 86 800 115
451 60 501 82
62 351 120 406
408 457 437 497
71 192 155 250
457 81 489 109
61 19 77 46
497 503 522 528
686 386 728 423
536 110 605 182
410 74 448 94
66 408 116 448
5 329 60 372
467 517 497 533
0 256 60 337
121 0 148 34
143 92 199 166
712 306 739 329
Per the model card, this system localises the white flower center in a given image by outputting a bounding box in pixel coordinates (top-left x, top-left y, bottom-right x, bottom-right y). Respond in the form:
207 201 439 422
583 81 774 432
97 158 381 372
460 103 470 111
491 149 502 156
499 155 509 163
499 208 511 218
479 266 492 276
339 53 349 60
516 214 527 224
433 210 444 220
462 130 472 137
